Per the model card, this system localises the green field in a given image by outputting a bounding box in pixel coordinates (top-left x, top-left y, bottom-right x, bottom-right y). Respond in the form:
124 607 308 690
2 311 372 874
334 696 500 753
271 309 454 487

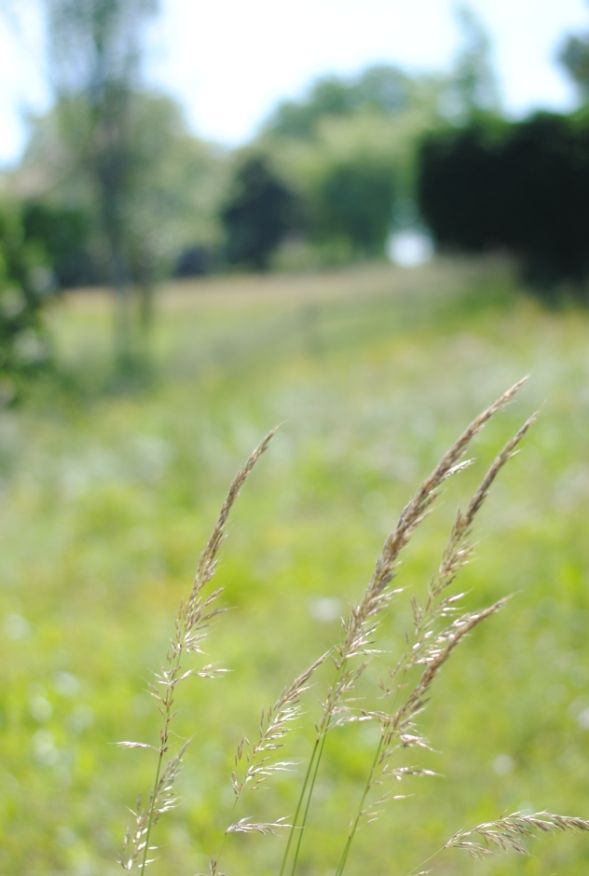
2 259 589 875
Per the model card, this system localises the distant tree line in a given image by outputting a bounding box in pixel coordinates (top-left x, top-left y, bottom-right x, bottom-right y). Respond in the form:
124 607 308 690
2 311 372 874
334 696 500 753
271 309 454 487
5 6 589 294
3 0 589 399
7 62 438 286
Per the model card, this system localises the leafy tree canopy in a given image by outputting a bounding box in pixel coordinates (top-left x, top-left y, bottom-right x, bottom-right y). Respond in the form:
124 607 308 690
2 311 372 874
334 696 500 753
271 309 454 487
558 5 589 103
447 3 501 119
263 64 444 141
11 92 229 285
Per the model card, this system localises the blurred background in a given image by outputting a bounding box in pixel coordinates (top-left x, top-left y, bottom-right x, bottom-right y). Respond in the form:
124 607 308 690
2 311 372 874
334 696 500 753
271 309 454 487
2 1 589 874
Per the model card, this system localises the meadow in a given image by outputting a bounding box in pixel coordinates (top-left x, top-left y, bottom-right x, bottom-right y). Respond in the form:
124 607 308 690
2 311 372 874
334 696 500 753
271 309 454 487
2 258 589 875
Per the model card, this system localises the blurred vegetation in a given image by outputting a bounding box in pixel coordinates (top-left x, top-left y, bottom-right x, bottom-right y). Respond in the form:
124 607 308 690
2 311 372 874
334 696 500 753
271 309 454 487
1 2 589 870
2 262 589 874
41 0 163 364
2 1 588 389
448 3 501 120
0 198 54 403
15 94 228 287
417 111 589 296
220 151 302 271
262 64 445 141
558 11 589 103
21 200 98 289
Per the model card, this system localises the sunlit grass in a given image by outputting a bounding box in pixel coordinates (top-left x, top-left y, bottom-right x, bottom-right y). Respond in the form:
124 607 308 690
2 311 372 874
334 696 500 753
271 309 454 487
2 258 589 874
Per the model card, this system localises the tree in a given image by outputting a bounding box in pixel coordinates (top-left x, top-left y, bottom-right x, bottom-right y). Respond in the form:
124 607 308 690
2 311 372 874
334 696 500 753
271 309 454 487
560 37 589 101
449 4 501 119
417 118 507 252
263 65 442 141
417 112 589 295
15 93 228 293
259 65 447 264
292 114 397 259
220 152 300 271
42 0 159 365
558 6 589 103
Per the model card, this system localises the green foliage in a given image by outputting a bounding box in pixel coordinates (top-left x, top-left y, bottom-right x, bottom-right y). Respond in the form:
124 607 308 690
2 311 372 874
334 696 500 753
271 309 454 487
0 200 53 401
417 112 589 295
558 7 589 104
263 65 425 140
42 0 161 360
17 94 228 288
298 117 397 259
122 94 228 278
559 33 589 100
21 200 97 289
258 65 447 267
220 152 301 270
3 263 589 874
417 115 509 251
449 3 501 119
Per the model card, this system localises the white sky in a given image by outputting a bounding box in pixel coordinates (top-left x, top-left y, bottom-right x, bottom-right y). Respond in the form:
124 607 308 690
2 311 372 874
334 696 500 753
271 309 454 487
0 0 588 165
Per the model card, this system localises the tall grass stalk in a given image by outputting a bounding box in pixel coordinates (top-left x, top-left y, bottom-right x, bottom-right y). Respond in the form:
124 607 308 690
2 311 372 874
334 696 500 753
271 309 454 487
119 378 589 875
280 377 527 876
119 430 276 872
333 412 537 875
408 812 589 873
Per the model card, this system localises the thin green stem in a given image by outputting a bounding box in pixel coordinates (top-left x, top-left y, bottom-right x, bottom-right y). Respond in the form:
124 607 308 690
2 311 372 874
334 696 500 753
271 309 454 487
278 736 320 876
288 728 329 876
212 796 239 875
140 748 164 876
334 733 385 876
406 843 445 876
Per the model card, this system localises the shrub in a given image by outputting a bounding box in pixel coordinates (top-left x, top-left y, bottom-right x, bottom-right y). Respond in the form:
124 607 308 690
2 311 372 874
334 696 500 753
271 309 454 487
21 199 98 289
220 153 302 271
0 200 54 403
417 112 589 297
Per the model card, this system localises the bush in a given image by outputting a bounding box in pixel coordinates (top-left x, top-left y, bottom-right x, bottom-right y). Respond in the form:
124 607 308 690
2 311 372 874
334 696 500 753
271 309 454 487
173 244 216 278
417 112 589 296
0 201 54 402
220 152 302 271
22 199 98 289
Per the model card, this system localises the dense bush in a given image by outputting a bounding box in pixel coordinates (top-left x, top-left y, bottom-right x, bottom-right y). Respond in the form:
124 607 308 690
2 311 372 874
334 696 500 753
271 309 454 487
220 152 302 271
173 244 216 278
22 199 98 288
0 201 53 402
417 112 589 294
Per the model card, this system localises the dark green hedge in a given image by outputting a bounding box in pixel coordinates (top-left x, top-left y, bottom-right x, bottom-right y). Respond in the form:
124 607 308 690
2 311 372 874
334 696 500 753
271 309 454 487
417 111 589 291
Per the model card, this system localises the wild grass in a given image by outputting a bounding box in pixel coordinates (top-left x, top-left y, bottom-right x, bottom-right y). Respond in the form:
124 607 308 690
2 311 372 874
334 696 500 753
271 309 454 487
118 376 589 874
4 260 589 874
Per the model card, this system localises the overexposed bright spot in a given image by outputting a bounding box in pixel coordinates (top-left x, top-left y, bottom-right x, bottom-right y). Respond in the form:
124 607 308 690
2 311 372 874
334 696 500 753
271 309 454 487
29 695 52 723
388 230 434 267
32 730 59 767
492 753 514 775
54 671 81 697
577 707 589 730
309 596 342 622
68 705 95 733
5 612 31 640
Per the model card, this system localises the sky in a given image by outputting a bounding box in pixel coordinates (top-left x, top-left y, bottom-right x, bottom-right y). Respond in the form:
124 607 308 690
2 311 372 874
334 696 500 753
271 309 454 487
0 0 588 165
